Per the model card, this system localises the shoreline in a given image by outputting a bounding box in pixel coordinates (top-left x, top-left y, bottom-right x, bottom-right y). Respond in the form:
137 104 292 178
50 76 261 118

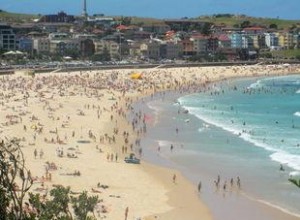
1 64 300 219
136 87 300 220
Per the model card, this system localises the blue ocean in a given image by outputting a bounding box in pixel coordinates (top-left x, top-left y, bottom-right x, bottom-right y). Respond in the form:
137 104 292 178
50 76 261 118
138 74 300 220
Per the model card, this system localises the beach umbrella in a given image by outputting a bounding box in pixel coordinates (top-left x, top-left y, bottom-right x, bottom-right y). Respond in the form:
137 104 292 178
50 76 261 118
63 56 72 60
15 50 24 55
130 72 142 79
3 51 16 55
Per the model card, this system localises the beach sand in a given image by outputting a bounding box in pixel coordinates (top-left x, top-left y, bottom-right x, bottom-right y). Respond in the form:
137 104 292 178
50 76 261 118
1 64 300 219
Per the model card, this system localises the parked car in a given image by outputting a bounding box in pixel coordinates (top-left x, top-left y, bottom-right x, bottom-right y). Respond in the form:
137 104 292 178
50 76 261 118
124 153 140 164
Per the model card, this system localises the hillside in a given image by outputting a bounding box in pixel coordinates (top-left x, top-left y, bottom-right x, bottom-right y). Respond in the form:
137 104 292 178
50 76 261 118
0 10 39 23
0 10 300 30
195 14 300 29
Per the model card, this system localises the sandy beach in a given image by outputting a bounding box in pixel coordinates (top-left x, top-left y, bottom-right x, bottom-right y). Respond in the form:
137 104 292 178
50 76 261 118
1 64 300 219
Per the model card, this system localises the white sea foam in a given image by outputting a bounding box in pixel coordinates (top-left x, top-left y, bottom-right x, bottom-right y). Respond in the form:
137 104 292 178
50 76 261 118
270 151 300 171
296 89 300 94
294 112 300 117
248 80 263 89
181 104 300 171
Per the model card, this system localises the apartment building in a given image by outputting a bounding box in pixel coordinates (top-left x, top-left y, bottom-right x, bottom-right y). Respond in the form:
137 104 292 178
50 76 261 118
94 40 119 58
49 39 80 55
0 24 16 50
265 33 279 48
140 41 160 59
33 38 50 54
277 32 294 49
191 35 208 55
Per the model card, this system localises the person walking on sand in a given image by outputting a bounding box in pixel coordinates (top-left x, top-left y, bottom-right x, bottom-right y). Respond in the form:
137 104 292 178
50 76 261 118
125 207 129 220
173 174 176 184
198 181 202 192
34 149 37 159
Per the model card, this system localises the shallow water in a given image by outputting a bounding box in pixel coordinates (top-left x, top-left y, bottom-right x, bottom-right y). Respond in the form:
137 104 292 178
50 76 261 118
134 75 300 220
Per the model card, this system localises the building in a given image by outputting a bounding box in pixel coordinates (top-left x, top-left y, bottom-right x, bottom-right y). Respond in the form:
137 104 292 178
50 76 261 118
94 40 119 58
230 32 243 49
49 39 80 55
180 38 195 56
207 36 219 52
80 39 95 57
132 31 152 40
293 34 300 49
18 37 33 53
277 32 294 49
244 34 266 49
191 35 208 55
39 11 75 23
265 32 280 50
141 24 171 35
242 35 252 49
49 32 69 40
243 27 265 35
0 24 17 50
164 19 207 32
140 41 160 60
265 33 279 48
73 34 97 40
33 38 50 54
217 34 231 48
87 17 115 28
160 41 182 59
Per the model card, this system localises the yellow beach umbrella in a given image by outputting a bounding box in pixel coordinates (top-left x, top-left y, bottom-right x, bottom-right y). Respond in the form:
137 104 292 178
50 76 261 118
130 73 142 79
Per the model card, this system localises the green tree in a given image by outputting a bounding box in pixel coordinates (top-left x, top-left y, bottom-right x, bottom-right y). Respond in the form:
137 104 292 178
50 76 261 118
28 186 72 220
0 138 33 220
201 22 212 36
1 138 99 220
240 20 251 28
269 23 278 29
71 191 98 220
120 16 131 26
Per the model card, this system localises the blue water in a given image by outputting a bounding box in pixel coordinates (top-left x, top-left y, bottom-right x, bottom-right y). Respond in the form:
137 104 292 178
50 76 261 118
178 75 300 172
137 75 300 220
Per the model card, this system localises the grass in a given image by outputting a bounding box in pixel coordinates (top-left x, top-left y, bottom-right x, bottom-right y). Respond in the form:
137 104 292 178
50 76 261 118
271 49 300 59
112 16 165 26
0 10 39 23
195 15 300 30
0 10 299 30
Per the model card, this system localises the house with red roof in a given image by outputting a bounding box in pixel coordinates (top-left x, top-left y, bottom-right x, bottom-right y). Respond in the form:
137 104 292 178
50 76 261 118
217 34 231 48
116 25 129 32
243 27 265 35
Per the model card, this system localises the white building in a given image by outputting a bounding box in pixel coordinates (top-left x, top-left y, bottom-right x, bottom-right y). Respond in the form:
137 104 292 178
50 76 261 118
265 33 279 48
33 38 50 54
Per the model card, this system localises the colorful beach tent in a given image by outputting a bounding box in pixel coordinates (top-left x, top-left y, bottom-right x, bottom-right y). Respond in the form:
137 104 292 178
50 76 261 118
130 73 142 79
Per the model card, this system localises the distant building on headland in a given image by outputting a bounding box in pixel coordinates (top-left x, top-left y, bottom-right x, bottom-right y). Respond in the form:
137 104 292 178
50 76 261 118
39 11 75 23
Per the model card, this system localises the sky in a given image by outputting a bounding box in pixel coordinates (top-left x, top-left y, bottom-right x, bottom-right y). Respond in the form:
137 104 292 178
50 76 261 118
1 0 300 20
